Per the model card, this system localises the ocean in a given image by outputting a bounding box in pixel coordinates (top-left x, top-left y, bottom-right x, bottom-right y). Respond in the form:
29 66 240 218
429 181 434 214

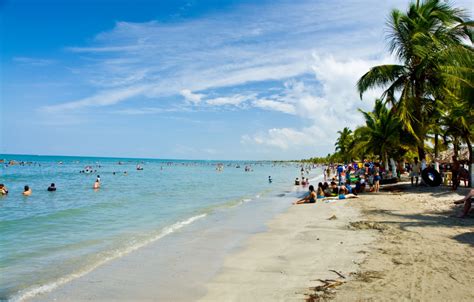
0 154 318 301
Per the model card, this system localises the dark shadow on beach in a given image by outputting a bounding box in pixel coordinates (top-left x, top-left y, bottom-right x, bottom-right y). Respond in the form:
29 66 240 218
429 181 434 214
379 182 471 199
355 182 474 247
452 232 474 247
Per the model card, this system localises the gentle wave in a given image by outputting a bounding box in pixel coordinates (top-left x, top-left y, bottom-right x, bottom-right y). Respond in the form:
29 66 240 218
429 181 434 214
10 213 207 302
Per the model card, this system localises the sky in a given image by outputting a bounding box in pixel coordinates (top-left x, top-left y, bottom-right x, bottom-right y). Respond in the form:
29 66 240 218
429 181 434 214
1 0 472 160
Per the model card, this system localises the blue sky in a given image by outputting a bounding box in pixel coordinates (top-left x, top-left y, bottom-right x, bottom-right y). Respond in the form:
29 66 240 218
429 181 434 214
1 0 471 160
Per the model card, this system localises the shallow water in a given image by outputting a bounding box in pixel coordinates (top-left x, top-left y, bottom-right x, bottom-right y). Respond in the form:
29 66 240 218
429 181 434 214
0 155 315 301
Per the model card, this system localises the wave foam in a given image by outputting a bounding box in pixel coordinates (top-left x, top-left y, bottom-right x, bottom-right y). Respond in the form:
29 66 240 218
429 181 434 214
11 214 207 302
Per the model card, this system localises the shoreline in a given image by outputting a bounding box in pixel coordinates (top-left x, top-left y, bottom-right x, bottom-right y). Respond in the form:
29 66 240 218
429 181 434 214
25 179 316 301
26 177 474 301
199 194 374 301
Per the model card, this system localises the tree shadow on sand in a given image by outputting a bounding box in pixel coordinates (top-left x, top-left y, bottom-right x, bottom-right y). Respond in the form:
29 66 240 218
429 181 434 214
361 208 474 247
452 232 474 247
380 182 470 199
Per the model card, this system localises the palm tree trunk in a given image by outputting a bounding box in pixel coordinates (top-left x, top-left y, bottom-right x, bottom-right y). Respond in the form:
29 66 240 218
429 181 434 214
417 146 425 161
466 136 473 187
434 134 439 158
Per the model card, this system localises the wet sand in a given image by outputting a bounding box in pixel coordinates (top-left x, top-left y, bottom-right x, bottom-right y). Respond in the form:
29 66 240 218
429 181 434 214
200 199 374 301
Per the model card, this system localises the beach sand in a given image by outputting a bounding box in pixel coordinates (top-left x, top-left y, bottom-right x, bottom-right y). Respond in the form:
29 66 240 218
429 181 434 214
333 184 474 302
199 200 374 302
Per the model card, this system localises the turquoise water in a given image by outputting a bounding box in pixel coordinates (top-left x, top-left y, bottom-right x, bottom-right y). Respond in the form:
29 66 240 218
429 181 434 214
0 155 311 301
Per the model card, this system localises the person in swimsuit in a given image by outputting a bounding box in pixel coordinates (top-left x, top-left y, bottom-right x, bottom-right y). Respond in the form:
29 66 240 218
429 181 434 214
316 182 325 199
454 189 473 218
0 184 8 195
23 185 32 196
293 185 317 204
47 183 57 191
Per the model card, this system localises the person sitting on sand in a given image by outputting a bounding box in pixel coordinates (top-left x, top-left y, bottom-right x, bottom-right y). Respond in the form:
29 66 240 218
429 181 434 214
93 180 100 190
293 185 317 204
317 182 325 199
47 183 57 191
0 184 8 195
454 189 473 218
23 185 32 196
323 182 333 197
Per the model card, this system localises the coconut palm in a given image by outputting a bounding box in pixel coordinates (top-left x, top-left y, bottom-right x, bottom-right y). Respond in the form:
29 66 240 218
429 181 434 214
357 0 472 159
352 100 404 165
334 127 353 163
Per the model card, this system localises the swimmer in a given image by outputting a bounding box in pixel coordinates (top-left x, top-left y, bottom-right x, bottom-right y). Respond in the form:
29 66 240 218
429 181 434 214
47 183 57 191
293 185 317 204
23 185 32 196
93 180 100 189
268 176 272 183
0 184 8 195
294 178 300 185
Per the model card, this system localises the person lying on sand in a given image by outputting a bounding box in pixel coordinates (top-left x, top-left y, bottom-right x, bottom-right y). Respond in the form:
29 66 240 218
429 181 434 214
454 189 473 218
293 185 316 204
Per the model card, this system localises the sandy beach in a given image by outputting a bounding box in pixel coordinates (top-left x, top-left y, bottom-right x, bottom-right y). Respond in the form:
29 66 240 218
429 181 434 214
25 182 474 302
200 198 374 301
201 183 474 302
334 184 474 302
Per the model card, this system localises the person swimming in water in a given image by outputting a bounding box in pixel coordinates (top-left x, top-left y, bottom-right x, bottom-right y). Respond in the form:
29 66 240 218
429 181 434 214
0 184 8 195
93 180 100 190
293 185 317 205
23 185 32 196
268 176 272 183
47 183 56 191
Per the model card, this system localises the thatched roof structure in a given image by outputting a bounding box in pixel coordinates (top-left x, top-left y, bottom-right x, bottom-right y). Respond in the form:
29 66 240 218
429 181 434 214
434 147 470 163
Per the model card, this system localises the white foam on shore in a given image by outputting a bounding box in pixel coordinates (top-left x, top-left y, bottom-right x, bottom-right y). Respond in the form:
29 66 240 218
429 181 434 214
11 214 207 302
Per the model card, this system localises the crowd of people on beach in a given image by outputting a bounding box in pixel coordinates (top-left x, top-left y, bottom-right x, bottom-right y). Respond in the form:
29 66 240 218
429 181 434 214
292 159 472 218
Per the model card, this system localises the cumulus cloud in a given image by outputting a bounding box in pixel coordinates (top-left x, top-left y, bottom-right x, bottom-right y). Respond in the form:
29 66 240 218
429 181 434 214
241 54 393 152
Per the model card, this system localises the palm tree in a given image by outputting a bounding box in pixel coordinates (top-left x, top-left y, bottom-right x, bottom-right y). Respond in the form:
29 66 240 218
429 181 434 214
353 100 403 166
334 127 353 163
357 0 471 160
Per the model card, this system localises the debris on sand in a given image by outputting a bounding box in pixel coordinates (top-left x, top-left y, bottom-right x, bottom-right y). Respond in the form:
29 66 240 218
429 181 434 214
305 279 345 302
349 221 389 232
328 215 337 220
351 270 384 282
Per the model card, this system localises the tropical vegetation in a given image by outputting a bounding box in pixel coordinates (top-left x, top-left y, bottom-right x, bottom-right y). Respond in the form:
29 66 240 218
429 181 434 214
322 0 473 185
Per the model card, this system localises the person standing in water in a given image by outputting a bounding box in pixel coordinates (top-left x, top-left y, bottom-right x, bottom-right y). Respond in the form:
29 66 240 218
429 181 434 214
0 184 8 195
93 180 100 190
47 183 56 191
23 185 32 196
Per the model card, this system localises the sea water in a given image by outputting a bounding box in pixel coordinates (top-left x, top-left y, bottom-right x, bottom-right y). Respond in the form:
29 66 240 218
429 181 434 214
0 155 316 301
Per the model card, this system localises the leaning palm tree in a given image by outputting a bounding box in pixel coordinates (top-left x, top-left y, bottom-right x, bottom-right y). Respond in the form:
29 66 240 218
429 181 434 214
357 0 472 160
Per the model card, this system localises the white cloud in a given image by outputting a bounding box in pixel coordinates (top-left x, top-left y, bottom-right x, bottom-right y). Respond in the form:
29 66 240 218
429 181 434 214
180 89 204 104
206 94 248 106
13 57 56 66
253 99 296 115
241 54 393 152
42 85 150 112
